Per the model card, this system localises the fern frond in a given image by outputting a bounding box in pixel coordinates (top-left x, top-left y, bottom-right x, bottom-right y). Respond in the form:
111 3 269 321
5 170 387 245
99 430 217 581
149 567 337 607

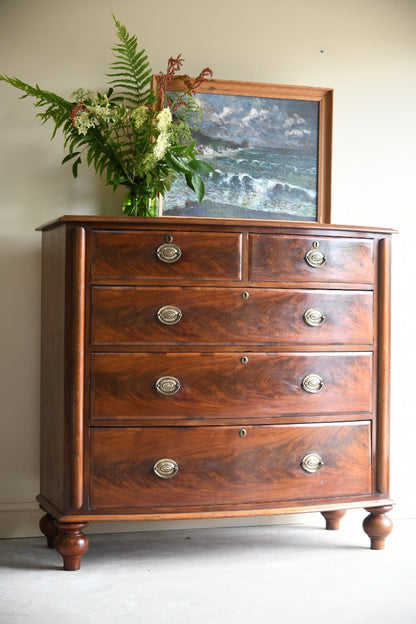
0 75 72 138
108 16 153 106
170 92 203 130
168 92 203 145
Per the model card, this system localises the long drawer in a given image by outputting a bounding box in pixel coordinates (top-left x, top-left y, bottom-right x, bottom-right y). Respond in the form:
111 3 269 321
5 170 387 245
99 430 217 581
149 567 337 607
89 422 372 510
249 234 374 284
91 287 373 346
90 352 373 420
90 230 242 280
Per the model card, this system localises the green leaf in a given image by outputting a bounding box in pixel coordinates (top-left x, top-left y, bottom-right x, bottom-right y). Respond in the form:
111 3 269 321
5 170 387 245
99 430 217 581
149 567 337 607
106 166 113 187
188 159 214 174
0 74 72 139
112 169 121 191
62 151 80 164
107 16 153 107
164 152 192 175
186 172 205 203
71 156 82 178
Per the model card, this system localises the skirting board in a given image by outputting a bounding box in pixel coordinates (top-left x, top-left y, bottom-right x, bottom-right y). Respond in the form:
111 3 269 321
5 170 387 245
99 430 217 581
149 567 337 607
1 501 414 539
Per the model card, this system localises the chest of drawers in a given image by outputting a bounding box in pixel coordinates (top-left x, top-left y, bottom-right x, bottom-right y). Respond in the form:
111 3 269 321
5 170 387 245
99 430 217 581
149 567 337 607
36 216 394 570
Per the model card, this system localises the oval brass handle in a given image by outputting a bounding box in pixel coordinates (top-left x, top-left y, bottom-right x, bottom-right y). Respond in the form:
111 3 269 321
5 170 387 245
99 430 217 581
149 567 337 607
301 453 324 473
302 373 324 393
157 305 182 325
156 243 182 264
153 458 179 479
305 243 327 268
303 307 326 327
155 376 181 395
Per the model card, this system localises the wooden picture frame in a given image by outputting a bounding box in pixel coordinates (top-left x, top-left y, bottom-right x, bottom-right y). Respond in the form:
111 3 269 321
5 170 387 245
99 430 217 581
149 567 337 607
162 79 333 223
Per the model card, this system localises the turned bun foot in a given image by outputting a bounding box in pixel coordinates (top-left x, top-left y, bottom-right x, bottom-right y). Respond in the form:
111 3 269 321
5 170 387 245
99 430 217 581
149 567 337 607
55 522 89 571
39 512 58 548
321 509 347 530
363 506 393 550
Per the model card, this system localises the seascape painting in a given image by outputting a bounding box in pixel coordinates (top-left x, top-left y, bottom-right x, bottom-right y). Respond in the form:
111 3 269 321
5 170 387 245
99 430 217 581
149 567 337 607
162 92 320 220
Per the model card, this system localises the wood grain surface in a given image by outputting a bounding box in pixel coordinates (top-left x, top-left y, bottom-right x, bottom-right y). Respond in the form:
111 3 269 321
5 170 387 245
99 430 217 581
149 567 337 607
89 422 371 509
91 286 373 346
90 351 373 420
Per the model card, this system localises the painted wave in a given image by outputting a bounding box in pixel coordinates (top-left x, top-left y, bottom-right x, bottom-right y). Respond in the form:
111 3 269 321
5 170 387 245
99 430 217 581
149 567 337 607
164 145 318 219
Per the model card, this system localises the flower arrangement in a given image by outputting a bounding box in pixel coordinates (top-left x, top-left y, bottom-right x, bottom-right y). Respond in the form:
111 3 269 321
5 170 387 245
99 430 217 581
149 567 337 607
0 15 213 216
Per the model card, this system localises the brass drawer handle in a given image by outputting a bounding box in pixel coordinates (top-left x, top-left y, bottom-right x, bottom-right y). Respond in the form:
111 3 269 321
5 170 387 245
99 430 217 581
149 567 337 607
303 307 326 327
157 305 183 325
301 452 324 473
156 243 182 264
155 376 181 396
302 373 324 393
305 242 327 268
153 458 179 479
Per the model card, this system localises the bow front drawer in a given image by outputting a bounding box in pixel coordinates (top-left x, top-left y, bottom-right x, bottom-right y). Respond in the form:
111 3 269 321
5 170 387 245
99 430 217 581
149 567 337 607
91 286 374 346
90 352 373 420
89 422 372 510
91 230 242 280
249 234 374 284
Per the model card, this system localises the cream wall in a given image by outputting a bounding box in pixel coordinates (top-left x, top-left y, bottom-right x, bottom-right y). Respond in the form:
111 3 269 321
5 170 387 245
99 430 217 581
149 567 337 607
0 0 415 537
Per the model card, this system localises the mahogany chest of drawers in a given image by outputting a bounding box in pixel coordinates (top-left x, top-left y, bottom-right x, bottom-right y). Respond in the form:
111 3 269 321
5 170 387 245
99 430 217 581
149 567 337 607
36 216 394 570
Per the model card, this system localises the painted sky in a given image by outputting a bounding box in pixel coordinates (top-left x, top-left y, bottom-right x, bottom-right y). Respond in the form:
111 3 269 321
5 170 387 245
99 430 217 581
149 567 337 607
194 92 319 152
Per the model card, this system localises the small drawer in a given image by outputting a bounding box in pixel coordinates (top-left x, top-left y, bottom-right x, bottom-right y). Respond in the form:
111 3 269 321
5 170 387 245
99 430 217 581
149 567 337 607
249 234 374 284
90 352 373 421
91 286 374 346
91 230 242 280
89 422 372 510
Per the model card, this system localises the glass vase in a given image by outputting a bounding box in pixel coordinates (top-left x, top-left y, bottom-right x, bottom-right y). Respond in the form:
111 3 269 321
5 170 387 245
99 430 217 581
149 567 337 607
122 187 158 217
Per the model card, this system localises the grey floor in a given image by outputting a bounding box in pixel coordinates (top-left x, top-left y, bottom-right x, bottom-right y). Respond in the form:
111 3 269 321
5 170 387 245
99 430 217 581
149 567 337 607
0 512 415 624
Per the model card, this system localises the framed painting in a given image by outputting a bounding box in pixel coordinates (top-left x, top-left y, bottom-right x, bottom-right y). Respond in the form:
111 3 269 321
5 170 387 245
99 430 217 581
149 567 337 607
161 79 333 223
